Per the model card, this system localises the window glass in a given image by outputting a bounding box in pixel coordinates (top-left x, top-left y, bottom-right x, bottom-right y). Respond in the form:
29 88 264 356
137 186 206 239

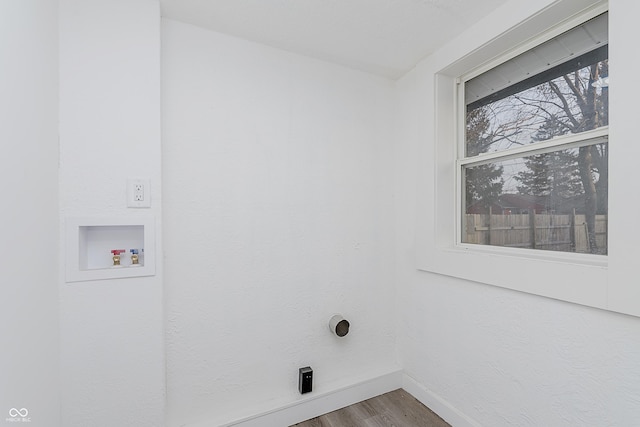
462 143 608 254
461 12 608 255
465 56 608 156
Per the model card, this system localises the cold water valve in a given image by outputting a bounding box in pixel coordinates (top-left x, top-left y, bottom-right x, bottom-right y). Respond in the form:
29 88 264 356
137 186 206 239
130 249 140 266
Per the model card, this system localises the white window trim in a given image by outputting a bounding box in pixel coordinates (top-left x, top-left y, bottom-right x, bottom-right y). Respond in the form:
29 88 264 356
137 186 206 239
417 0 620 314
457 129 609 170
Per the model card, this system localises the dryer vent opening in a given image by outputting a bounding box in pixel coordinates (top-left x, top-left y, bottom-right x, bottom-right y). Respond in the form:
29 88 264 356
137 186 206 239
329 315 350 337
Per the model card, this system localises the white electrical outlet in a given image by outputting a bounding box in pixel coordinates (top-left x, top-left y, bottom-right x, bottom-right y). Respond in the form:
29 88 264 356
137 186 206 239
127 178 151 208
134 183 144 201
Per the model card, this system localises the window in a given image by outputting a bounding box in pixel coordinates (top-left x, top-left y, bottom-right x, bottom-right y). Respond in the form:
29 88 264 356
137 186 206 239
417 1 619 314
459 12 608 255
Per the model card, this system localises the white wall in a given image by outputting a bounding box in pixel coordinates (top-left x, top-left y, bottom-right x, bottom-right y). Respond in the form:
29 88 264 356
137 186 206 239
58 0 164 426
162 19 398 427
395 0 640 426
8 1 638 426
0 2 60 426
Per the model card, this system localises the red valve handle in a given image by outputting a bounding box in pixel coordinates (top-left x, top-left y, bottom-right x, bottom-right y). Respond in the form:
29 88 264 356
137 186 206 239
111 249 126 255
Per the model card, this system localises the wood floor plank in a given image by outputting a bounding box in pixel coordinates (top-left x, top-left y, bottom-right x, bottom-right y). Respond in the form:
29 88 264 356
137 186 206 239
362 413 395 427
377 389 448 426
322 405 362 427
291 389 451 427
292 418 327 427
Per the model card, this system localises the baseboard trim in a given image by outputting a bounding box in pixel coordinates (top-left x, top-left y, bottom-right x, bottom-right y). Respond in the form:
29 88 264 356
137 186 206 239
402 373 482 427
186 370 482 427
199 369 403 427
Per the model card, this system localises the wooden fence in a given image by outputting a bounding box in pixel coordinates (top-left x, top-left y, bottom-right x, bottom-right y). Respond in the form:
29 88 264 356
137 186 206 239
463 212 607 254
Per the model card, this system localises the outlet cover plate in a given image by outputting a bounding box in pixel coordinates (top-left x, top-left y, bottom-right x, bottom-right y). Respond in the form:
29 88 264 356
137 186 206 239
127 178 151 208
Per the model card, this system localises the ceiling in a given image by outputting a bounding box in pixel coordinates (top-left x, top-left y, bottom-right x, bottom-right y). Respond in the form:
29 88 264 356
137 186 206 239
159 0 509 79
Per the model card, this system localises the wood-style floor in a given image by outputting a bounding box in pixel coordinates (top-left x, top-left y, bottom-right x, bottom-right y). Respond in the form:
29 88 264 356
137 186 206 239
290 389 452 427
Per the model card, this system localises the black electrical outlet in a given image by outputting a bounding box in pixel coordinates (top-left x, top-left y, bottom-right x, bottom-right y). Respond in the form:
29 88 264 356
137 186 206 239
298 367 313 394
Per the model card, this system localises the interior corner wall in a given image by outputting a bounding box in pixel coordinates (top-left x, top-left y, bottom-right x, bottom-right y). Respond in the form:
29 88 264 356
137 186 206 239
161 19 398 427
58 1 164 426
0 2 60 426
394 0 640 426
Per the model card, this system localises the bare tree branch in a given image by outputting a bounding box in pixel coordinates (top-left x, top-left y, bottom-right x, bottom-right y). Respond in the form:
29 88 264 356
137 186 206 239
562 74 588 113
548 80 580 130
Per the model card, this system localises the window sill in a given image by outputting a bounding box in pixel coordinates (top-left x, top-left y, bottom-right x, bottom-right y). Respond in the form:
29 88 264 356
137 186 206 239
417 242 608 312
452 243 608 269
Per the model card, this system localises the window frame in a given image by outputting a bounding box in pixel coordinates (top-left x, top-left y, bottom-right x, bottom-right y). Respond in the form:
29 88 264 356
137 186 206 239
456 5 610 263
417 1 615 313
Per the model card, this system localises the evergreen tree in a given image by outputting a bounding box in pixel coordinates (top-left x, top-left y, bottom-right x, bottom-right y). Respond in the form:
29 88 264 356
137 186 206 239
465 107 504 212
515 116 583 206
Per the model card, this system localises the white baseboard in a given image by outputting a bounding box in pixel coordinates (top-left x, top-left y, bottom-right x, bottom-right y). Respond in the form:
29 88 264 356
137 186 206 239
186 370 482 427
206 369 403 427
402 373 483 427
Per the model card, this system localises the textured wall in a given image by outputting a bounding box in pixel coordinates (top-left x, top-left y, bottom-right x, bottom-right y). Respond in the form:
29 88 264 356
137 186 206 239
0 2 60 426
394 0 640 425
162 19 398 427
397 272 640 426
58 0 164 426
